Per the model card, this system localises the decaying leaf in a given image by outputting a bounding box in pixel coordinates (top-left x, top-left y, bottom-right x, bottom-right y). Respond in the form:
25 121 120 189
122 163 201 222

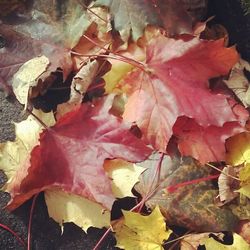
45 189 110 232
56 60 100 118
218 166 238 203
12 56 50 107
136 157 238 232
5 95 152 211
114 206 172 250
224 58 250 107
0 0 91 92
94 0 161 42
201 233 250 250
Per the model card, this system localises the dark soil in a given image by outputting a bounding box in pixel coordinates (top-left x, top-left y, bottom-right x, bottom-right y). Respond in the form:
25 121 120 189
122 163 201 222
0 0 249 249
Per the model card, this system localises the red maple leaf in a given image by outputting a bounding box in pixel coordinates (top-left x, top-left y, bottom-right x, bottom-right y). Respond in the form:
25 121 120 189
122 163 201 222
7 95 152 210
173 117 246 164
123 35 246 154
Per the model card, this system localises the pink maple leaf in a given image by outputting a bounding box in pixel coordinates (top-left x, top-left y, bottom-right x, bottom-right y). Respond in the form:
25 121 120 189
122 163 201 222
123 35 245 153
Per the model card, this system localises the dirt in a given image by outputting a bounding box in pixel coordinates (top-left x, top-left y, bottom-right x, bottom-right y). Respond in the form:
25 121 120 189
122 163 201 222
0 0 250 249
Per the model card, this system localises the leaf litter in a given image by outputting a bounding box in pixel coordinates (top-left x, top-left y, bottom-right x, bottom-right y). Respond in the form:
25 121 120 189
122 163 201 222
0 0 250 249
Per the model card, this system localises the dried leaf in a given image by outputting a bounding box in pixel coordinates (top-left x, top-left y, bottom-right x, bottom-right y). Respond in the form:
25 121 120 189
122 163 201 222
136 158 238 232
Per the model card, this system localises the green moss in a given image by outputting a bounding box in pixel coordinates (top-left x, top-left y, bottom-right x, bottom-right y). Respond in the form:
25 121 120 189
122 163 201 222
241 0 250 14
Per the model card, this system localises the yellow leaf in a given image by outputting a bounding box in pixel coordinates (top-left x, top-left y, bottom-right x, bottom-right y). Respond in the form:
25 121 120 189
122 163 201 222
104 159 145 198
239 163 250 184
226 132 250 166
201 233 250 250
45 189 110 232
226 133 250 198
0 109 55 186
238 184 250 199
115 206 172 250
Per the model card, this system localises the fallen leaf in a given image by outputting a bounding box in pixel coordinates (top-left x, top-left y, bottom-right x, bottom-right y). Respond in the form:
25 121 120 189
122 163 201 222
224 58 250 107
104 43 145 93
122 35 243 159
0 109 55 186
136 157 238 232
104 159 145 198
44 189 110 232
56 60 100 118
94 0 161 42
173 117 246 164
218 166 238 203
180 233 223 250
12 56 50 107
0 0 91 91
6 95 152 211
155 0 193 36
226 132 250 198
201 233 250 250
114 206 172 250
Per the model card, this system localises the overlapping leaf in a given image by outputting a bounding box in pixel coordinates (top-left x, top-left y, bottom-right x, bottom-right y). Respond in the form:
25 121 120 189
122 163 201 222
136 157 238 232
5 95 152 211
122 35 246 161
0 0 90 90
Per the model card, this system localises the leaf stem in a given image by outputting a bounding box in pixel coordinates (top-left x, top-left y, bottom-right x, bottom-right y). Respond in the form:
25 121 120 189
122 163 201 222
81 34 146 70
206 163 240 181
0 223 26 247
27 194 38 250
26 109 49 130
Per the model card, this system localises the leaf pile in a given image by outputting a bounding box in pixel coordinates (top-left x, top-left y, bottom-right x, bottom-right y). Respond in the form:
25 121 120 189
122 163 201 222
0 0 250 249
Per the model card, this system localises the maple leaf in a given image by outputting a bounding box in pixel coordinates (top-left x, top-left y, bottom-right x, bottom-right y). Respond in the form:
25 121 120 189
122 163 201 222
201 233 250 250
136 157 238 232
173 117 246 164
44 189 110 232
114 206 172 250
94 0 161 42
122 35 244 156
5 95 152 211
0 0 90 91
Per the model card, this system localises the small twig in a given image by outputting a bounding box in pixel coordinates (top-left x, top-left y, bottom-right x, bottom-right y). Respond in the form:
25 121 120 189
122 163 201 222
206 163 240 181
